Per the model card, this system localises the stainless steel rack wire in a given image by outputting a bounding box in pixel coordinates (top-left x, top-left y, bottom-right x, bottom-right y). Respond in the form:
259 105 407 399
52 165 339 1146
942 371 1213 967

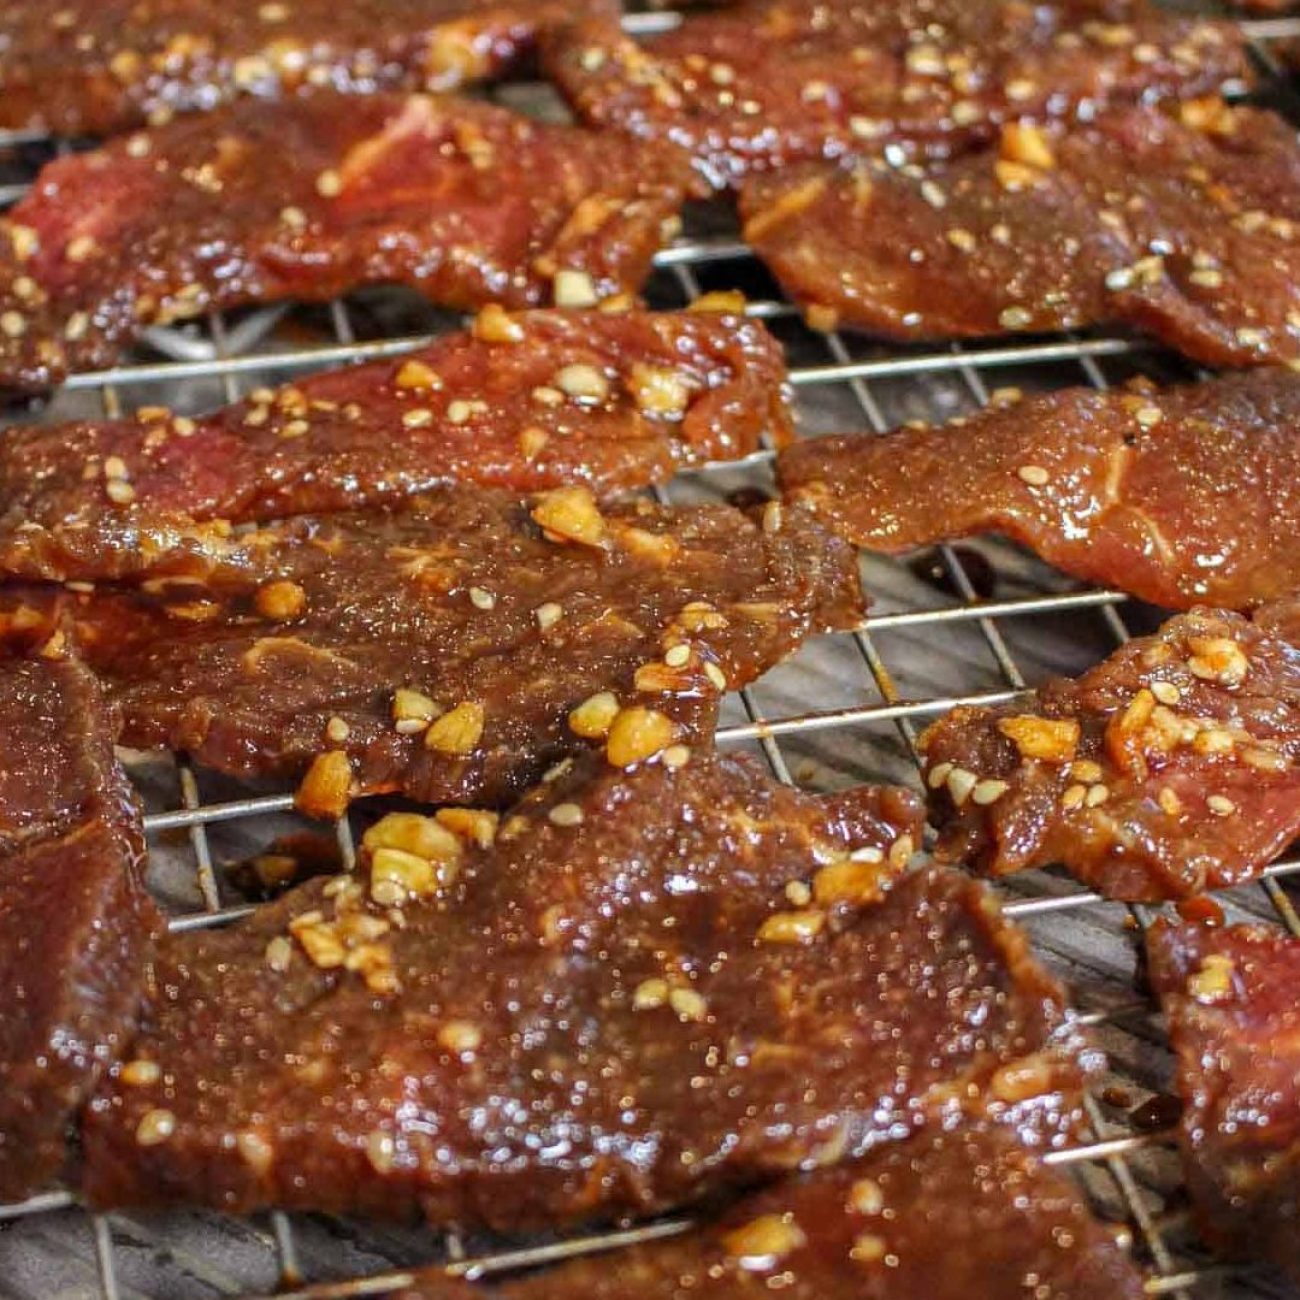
0 6 1299 1298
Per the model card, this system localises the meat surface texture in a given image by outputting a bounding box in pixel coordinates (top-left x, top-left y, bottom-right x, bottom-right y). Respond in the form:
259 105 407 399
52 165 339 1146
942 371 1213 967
741 104 1300 366
544 0 1247 189
0 93 692 392
0 308 792 583
778 369 1300 612
0 0 614 137
1148 920 1300 1284
0 491 863 813
0 654 160 1202
81 751 1091 1226
918 600 1300 901
390 1126 1145 1299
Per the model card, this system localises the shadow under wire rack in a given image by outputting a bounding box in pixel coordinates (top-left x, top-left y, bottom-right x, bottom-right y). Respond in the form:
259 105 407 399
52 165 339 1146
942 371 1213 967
0 5 1299 1299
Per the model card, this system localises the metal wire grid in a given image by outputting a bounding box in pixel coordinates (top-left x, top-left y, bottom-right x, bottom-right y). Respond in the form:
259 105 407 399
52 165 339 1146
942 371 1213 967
0 8 1295 1298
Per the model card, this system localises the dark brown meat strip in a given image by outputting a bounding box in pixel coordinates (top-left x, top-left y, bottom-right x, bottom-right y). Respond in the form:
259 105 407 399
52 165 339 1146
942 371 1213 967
0 307 792 583
1148 920 1300 1285
778 369 1300 612
81 750 1091 1225
0 491 863 814
0 653 160 1202
0 0 615 137
742 103 1300 366
0 93 691 392
390 1126 1144 1300
918 600 1300 901
544 1 1247 189
1065 102 1300 369
740 129 1129 339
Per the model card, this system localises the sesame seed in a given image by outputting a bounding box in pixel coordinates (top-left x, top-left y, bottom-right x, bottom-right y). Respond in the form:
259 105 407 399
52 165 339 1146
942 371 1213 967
999 306 1033 330
664 644 691 667
403 408 434 429
1151 680 1181 706
325 716 350 743
946 767 978 806
535 602 563 631
468 586 496 611
1017 464 1050 486
555 364 609 403
105 479 136 505
0 310 26 338
1085 783 1109 807
1061 783 1087 809
704 661 727 690
548 802 584 827
662 744 690 770
971 778 1009 805
669 987 708 1022
136 1108 177 1146
1207 794 1236 816
315 169 343 197
1134 405 1163 429
920 180 947 209
120 1058 161 1087
927 761 953 789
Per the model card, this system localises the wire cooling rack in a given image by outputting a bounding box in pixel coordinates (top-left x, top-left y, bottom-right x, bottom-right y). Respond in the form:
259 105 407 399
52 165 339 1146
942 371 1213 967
0 7 1299 1299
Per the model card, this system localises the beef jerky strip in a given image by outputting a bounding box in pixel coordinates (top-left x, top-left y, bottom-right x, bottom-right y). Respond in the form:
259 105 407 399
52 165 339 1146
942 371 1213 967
1148 919 1300 1285
81 750 1091 1224
391 1126 1144 1300
0 653 160 1202
778 369 1300 612
0 0 616 138
0 490 863 815
742 103 1300 367
0 306 792 583
544 0 1247 189
918 600 1300 901
0 92 691 392
740 128 1129 340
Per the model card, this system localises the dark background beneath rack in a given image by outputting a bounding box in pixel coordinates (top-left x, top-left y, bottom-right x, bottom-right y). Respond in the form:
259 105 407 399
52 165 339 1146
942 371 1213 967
0 4 1299 1298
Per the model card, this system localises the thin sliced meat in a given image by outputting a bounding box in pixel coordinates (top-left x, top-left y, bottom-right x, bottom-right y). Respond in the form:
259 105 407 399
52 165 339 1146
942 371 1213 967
81 750 1091 1225
1148 919 1300 1285
1065 102 1300 368
391 1126 1144 1300
0 307 792 583
0 653 160 1202
0 491 864 815
0 0 615 137
740 132 1129 339
778 369 1300 612
0 93 692 392
918 600 1300 901
742 103 1300 366
544 1 1247 189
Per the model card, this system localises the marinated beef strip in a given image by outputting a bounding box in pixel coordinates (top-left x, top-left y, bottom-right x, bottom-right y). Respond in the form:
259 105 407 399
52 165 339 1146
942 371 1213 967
742 103 1300 364
0 491 863 815
0 307 792 583
778 369 1300 612
0 654 160 1202
81 750 1092 1224
918 600 1300 901
1148 920 1300 1284
741 146 1126 341
391 1126 1144 1300
544 0 1246 189
0 94 692 394
0 0 615 138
